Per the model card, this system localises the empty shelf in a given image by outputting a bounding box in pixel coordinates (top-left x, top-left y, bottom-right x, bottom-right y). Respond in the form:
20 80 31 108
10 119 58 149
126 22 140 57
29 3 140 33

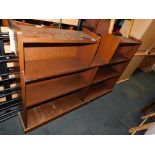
19 93 87 133
25 57 88 82
110 54 128 64
85 84 112 102
26 74 88 107
85 76 119 102
93 67 119 84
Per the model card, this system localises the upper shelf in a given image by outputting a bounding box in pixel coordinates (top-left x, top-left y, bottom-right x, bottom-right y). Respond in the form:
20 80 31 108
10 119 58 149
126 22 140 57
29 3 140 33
25 57 89 82
15 25 99 43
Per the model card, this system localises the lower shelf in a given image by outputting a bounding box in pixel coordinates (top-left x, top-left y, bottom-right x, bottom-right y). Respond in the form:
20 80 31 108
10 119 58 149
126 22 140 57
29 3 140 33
85 76 119 102
19 76 119 133
19 85 113 133
19 92 87 133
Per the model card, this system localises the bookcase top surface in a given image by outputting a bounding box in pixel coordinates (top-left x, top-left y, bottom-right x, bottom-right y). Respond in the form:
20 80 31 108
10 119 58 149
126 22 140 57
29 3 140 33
15 25 97 43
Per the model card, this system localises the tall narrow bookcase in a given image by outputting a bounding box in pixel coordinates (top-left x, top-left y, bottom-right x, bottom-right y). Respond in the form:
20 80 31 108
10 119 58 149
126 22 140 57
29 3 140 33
13 25 141 133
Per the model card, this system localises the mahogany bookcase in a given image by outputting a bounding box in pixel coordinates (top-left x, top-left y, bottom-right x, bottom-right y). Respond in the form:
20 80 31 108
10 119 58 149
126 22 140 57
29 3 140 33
13 25 141 133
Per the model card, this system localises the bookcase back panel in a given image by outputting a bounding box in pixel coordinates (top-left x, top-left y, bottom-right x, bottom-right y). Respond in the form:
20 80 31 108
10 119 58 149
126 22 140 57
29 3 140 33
102 76 119 88
85 76 119 102
77 44 100 65
111 62 129 74
80 67 98 84
24 45 78 61
115 45 140 60
93 66 120 85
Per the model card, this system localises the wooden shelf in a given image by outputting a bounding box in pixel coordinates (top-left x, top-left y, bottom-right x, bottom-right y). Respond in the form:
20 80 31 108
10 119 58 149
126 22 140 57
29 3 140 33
85 84 112 102
110 54 129 64
93 67 119 84
19 92 87 133
85 76 119 102
25 57 88 82
116 36 141 45
26 74 88 108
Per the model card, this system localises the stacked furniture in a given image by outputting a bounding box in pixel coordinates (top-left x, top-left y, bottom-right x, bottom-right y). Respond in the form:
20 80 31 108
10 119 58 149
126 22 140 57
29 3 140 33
13 24 141 133
0 27 22 122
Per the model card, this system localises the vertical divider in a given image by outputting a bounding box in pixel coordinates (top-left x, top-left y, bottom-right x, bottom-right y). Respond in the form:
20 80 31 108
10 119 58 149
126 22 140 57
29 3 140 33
77 67 99 101
97 33 120 64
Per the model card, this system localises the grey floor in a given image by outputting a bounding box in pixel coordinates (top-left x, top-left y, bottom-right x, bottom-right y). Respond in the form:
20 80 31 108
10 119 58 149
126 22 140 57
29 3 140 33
0 70 155 135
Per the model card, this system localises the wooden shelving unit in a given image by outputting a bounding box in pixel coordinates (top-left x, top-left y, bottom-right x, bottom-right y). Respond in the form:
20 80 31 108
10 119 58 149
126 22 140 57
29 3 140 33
13 24 141 133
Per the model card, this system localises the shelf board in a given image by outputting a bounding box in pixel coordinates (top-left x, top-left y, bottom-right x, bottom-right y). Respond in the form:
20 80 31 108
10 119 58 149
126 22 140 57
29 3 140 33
85 84 113 102
26 74 88 108
116 36 141 45
93 68 119 84
19 93 89 133
25 57 88 82
110 54 129 64
85 76 119 102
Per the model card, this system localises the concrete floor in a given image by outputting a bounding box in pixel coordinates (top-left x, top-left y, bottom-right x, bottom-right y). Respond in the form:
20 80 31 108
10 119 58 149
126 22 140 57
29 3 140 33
0 70 155 135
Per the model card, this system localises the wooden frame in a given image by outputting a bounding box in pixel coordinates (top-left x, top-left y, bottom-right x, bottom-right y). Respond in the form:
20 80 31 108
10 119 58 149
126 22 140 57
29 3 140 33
13 24 140 133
